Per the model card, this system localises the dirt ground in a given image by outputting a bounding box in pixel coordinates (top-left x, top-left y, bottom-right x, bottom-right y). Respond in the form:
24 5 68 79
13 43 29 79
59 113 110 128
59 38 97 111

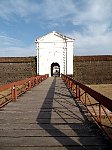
87 84 112 100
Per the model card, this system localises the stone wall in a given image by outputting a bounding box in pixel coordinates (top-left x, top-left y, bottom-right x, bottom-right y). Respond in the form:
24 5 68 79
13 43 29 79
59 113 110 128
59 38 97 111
73 55 112 84
0 57 36 86
0 55 112 86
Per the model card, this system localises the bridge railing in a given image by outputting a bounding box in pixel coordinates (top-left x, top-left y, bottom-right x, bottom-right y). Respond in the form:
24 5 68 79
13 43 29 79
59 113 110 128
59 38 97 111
61 74 112 140
0 74 48 108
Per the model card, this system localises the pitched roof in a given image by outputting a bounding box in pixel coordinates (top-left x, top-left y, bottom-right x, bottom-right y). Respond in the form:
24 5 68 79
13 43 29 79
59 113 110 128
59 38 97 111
53 31 75 41
35 31 75 43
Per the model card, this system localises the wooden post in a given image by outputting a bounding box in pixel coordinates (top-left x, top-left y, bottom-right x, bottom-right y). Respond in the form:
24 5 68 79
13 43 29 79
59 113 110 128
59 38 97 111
76 84 80 99
12 84 17 101
28 80 31 90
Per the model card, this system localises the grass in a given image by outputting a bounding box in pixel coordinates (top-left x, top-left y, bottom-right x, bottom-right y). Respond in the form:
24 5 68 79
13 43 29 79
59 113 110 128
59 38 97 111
0 88 12 106
0 83 28 107
87 84 112 100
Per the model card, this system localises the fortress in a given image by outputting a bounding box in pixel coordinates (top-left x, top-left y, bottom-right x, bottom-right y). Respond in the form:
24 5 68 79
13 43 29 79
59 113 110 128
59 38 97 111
0 55 112 86
0 31 112 85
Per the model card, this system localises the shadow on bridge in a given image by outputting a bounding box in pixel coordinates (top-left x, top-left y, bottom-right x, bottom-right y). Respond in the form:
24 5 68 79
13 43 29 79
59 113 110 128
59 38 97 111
37 77 110 149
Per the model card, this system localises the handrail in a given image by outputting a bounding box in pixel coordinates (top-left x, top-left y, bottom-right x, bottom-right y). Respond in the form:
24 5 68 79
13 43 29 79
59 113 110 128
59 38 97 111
61 74 112 140
0 74 48 108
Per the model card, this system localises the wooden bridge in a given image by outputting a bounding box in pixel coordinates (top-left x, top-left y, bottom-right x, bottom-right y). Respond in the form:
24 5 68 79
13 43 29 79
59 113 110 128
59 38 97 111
0 75 112 149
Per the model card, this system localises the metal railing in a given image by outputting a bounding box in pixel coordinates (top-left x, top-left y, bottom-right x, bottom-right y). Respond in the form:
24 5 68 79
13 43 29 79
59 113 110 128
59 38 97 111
0 74 48 108
61 74 112 140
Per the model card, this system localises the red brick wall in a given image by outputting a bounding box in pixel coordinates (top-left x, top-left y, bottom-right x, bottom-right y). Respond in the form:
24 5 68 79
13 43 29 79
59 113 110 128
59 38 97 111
73 55 112 84
0 57 36 86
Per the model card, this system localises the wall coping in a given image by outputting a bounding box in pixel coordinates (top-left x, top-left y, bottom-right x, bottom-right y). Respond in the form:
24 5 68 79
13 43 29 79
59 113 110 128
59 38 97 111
74 55 112 61
0 57 36 63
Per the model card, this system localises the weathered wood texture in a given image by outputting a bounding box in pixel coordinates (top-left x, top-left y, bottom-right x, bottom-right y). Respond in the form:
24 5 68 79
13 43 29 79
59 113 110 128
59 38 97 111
0 77 111 149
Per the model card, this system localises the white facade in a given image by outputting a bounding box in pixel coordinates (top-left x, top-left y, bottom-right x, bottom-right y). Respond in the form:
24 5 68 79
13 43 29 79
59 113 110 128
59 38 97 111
35 31 74 77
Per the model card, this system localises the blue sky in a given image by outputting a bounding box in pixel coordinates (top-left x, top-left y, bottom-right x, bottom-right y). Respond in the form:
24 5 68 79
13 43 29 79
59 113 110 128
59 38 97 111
0 0 112 56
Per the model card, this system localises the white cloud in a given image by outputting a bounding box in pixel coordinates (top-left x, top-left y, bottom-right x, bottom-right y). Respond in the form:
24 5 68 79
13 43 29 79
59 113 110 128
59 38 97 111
0 33 23 47
68 0 112 55
0 33 36 56
11 0 40 18
73 0 112 25
41 0 76 20
0 44 36 57
70 30 112 55
0 0 39 21
0 0 77 22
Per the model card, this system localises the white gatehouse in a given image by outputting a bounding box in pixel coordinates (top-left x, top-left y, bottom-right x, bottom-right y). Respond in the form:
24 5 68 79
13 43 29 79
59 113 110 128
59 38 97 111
35 31 74 77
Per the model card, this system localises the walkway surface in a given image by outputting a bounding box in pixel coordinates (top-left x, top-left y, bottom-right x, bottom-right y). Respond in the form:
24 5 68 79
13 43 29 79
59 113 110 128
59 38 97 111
0 77 111 150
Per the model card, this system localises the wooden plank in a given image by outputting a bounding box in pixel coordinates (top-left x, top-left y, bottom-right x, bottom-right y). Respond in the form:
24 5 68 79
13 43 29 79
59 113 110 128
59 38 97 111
0 77 111 149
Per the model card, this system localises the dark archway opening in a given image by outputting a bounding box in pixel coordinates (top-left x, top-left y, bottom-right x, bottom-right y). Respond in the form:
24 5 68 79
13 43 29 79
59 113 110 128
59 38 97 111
51 62 60 77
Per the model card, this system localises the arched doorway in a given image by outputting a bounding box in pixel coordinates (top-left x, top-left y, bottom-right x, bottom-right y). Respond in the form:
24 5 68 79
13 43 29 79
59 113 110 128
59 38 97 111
51 62 60 77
